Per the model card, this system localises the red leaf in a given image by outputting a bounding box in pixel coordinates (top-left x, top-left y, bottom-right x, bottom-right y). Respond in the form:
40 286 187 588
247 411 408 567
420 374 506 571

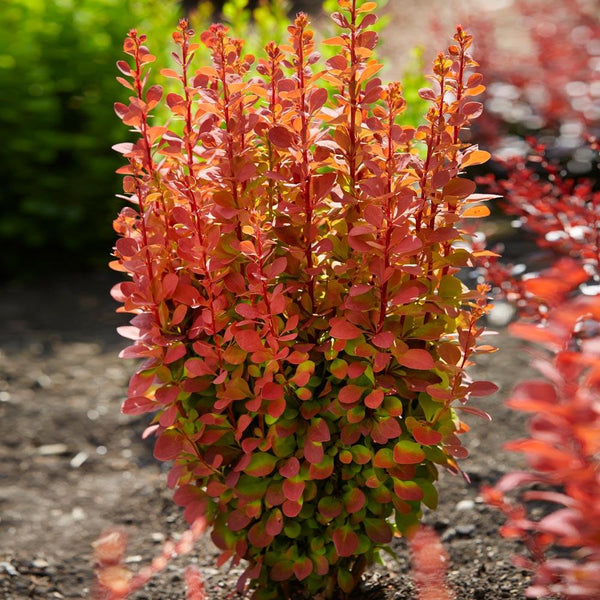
304 440 324 464
247 521 273 549
462 101 483 118
347 362 366 378
308 418 331 442
372 331 394 348
283 478 305 502
265 509 284 536
365 389 384 409
393 479 424 501
267 397 286 419
262 382 284 400
373 448 395 469
122 395 156 415
393 440 425 464
293 557 313 582
391 285 424 305
397 349 435 370
154 429 184 461
268 125 295 148
228 509 251 532
371 416 401 444
282 499 303 517
332 526 359 557
443 177 477 199
468 380 499 397
185 358 215 377
364 518 393 544
164 342 186 364
418 87 437 101
244 453 278 477
271 560 294 581
330 317 363 340
455 405 492 420
411 423 443 446
343 488 366 514
309 456 334 480
338 385 364 404
235 329 263 352
174 283 202 307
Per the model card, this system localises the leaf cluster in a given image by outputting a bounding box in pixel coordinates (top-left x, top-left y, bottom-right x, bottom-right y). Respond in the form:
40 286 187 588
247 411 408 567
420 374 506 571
474 140 600 320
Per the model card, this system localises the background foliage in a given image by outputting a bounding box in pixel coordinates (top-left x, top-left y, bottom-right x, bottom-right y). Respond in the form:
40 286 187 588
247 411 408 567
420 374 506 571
0 0 182 277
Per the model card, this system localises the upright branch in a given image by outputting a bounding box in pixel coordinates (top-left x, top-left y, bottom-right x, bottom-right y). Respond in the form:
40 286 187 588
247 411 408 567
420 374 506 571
323 0 383 214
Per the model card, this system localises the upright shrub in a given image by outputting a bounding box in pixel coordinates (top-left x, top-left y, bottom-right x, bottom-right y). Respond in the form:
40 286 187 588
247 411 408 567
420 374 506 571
111 2 495 597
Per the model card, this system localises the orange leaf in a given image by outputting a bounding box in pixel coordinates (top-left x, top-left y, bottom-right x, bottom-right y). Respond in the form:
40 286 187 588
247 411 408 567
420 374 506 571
462 205 490 218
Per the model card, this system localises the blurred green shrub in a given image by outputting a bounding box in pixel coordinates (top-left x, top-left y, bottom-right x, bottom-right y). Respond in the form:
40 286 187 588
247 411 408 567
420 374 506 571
0 0 181 278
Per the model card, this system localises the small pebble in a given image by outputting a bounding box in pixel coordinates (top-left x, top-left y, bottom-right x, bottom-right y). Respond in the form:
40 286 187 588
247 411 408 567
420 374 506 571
37 443 69 456
0 561 19 576
456 524 476 536
456 499 475 511
70 451 89 468
125 555 143 564
32 558 49 569
71 507 86 521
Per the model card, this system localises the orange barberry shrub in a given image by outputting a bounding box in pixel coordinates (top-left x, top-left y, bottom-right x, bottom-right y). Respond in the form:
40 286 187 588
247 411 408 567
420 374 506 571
111 2 495 597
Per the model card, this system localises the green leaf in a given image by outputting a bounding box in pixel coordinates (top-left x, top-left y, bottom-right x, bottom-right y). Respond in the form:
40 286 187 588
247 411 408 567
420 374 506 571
439 274 462 299
244 452 278 477
416 478 439 509
284 520 302 539
337 567 355 593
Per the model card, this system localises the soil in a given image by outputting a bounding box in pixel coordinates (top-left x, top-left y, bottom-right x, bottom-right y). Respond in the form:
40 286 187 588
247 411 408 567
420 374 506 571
0 272 537 600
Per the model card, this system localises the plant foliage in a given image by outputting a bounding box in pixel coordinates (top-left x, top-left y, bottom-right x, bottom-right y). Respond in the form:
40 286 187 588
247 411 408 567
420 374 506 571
111 2 494 597
484 284 600 600
0 0 181 277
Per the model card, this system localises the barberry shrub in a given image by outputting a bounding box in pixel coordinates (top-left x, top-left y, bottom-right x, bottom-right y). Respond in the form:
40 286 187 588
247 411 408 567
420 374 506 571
111 1 495 597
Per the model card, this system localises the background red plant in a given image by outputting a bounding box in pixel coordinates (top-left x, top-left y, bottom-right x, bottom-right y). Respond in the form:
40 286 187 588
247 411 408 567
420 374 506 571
483 289 600 599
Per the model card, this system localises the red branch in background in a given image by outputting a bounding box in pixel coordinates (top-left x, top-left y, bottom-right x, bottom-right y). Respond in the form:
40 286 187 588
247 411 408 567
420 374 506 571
92 520 206 600
409 525 454 600
483 290 600 599
474 139 600 321
466 0 600 144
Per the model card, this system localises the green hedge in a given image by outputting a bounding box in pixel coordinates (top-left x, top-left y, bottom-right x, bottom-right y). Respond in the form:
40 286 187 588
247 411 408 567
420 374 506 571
0 0 181 277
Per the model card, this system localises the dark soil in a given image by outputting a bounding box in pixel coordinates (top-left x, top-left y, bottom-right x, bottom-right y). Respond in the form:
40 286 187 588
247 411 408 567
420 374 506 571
0 273 535 600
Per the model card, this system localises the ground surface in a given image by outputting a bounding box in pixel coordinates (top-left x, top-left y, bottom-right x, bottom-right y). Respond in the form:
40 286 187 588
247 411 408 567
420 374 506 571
0 273 536 600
